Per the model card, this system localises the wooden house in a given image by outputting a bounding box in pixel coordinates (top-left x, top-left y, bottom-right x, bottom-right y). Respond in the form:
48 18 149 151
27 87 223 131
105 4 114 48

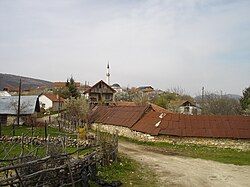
84 80 116 107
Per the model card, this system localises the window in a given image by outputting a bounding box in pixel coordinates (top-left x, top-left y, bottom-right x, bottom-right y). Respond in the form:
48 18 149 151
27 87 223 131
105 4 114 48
184 106 189 112
105 94 112 100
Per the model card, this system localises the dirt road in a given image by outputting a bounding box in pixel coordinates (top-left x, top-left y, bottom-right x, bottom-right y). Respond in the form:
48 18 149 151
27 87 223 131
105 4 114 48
119 141 250 187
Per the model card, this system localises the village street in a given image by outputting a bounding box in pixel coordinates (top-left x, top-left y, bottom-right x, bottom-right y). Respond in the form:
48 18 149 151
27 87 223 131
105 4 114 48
119 141 250 187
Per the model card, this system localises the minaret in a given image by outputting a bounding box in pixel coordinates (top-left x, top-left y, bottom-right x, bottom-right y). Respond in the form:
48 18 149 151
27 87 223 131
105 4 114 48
106 62 110 85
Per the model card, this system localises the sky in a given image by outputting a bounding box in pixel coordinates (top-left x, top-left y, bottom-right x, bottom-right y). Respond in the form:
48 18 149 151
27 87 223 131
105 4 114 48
0 0 249 96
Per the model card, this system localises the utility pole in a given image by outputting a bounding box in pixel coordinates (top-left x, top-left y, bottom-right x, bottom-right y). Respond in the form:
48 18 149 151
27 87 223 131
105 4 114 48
13 78 21 136
201 86 205 115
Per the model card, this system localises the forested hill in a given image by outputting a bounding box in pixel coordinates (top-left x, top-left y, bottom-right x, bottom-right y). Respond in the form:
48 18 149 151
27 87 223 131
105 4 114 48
0 73 52 90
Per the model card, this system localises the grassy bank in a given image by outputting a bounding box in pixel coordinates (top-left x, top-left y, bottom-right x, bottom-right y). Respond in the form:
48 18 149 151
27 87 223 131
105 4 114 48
93 154 158 187
119 136 250 165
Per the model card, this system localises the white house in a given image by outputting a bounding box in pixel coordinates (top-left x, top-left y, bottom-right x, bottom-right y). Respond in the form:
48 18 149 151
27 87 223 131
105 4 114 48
179 101 201 115
111 83 123 93
39 93 64 111
0 91 11 97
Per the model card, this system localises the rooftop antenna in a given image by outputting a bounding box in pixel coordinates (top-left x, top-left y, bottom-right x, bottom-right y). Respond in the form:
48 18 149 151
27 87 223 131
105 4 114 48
106 62 110 85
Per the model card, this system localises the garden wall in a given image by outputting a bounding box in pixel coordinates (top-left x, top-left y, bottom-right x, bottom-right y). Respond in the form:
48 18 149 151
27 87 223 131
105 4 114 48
91 123 250 151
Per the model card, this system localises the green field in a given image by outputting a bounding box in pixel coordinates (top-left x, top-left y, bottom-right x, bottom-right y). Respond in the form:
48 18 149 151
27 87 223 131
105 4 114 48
0 125 76 138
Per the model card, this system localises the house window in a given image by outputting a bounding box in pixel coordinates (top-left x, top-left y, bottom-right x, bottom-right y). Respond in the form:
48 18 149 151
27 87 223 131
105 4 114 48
184 106 189 113
105 94 112 100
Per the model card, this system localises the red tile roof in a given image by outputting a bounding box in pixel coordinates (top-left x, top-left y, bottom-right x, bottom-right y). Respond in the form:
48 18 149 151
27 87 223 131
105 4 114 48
43 93 65 102
53 82 80 88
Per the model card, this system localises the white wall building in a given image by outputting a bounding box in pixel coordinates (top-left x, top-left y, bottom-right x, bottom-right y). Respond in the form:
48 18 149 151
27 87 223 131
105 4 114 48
39 95 53 110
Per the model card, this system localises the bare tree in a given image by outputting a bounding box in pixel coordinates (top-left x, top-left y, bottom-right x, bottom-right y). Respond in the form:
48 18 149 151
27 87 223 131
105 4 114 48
196 92 242 115
64 97 89 128
169 86 186 96
132 91 149 106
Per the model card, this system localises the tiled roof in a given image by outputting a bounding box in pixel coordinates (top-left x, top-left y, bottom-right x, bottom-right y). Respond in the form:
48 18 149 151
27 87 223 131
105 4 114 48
90 105 150 128
43 93 64 102
53 82 80 88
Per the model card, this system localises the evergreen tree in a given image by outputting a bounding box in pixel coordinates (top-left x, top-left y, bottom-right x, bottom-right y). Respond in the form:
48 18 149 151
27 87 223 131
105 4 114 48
240 87 250 110
67 76 80 98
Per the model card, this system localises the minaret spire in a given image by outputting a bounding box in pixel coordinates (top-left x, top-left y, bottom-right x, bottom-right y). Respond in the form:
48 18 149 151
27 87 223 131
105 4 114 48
106 62 110 85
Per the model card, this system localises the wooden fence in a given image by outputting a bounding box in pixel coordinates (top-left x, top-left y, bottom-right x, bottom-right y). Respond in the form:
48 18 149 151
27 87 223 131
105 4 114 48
0 130 119 186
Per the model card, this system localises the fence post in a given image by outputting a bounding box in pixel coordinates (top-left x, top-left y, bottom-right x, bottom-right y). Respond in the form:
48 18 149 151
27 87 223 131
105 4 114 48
44 120 48 139
0 121 1 138
58 118 61 132
12 122 15 136
77 132 79 159
31 119 34 137
21 133 24 157
46 134 50 155
49 115 51 124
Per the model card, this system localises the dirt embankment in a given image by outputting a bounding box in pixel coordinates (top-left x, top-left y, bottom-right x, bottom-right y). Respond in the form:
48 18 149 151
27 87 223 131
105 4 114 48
119 141 250 187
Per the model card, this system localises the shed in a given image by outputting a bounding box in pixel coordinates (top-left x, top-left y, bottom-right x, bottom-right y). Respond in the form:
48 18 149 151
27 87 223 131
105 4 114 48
0 96 40 124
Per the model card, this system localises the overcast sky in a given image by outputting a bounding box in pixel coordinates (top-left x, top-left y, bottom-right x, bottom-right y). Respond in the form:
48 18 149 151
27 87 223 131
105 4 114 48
0 0 249 96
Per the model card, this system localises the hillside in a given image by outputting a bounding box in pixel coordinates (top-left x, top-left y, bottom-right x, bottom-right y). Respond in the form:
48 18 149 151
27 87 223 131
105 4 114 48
0 73 52 91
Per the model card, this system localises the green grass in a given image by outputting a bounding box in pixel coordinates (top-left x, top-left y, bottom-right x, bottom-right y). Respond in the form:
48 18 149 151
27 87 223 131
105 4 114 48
0 142 93 160
119 136 250 166
93 154 158 187
1 125 76 138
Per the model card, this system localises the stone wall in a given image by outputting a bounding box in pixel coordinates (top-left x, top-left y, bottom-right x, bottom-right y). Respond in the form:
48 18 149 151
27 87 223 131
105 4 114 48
91 123 250 151
156 135 250 151
91 123 155 141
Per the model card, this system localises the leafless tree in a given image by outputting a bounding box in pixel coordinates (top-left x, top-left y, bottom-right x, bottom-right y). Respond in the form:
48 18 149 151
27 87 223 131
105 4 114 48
196 91 242 115
169 86 186 96
132 91 149 106
64 97 89 128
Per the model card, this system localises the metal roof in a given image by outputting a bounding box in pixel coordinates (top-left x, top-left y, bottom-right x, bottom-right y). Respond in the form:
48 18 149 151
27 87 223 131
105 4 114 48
159 114 250 139
84 80 116 94
90 105 150 128
90 104 250 139
131 110 163 135
0 96 40 115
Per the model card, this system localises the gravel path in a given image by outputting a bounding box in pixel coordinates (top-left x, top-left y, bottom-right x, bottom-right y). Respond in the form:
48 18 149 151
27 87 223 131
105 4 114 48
119 141 250 187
